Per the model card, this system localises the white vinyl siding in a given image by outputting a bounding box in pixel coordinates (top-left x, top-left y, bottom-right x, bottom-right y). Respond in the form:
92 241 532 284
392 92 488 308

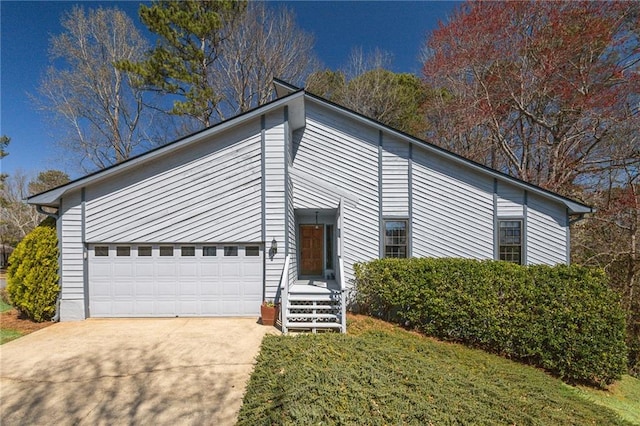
293 102 379 283
85 122 262 243
527 193 567 265
264 111 287 299
58 190 86 321
412 146 494 259
381 136 410 217
497 180 524 216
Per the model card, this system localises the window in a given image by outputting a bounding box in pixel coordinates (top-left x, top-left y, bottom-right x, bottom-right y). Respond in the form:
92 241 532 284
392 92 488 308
246 246 260 256
498 220 522 264
181 246 195 256
159 246 174 256
138 246 152 257
224 246 238 256
116 246 131 257
95 246 109 257
326 225 333 269
203 246 217 257
384 220 408 258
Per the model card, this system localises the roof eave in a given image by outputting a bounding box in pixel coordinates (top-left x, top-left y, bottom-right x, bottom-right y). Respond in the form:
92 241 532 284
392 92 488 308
303 93 593 216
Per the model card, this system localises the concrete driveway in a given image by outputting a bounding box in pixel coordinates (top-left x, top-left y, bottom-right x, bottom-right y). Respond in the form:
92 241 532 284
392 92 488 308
0 318 277 425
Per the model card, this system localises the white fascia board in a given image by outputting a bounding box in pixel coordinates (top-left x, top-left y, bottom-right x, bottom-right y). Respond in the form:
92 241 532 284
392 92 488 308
304 94 592 215
28 91 305 207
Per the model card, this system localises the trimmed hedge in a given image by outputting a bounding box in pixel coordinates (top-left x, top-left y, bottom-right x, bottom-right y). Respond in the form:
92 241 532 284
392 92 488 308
354 258 627 387
6 218 60 322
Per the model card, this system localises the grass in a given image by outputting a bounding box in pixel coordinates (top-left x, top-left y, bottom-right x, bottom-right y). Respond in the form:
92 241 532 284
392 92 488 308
572 375 640 425
238 315 632 425
1 299 13 313
0 298 24 344
0 328 23 344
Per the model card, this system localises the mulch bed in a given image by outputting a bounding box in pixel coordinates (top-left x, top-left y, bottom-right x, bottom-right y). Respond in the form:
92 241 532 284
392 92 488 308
1 309 53 334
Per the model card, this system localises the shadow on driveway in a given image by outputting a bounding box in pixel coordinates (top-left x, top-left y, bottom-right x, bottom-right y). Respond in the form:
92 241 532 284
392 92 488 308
0 318 276 425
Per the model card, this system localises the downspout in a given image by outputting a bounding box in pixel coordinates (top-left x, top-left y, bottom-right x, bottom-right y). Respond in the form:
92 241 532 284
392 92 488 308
36 205 59 220
36 204 61 321
569 212 588 225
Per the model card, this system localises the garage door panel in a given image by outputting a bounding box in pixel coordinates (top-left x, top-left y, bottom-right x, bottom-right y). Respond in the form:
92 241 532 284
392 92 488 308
113 282 134 296
179 263 198 276
112 301 135 315
135 283 154 297
135 263 155 276
89 244 263 317
220 263 240 277
156 262 176 276
135 301 155 315
114 263 133 277
201 263 220 277
156 301 177 316
179 283 198 296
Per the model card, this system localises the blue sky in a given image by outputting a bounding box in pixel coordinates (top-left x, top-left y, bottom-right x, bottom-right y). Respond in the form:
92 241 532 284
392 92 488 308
1 1 459 179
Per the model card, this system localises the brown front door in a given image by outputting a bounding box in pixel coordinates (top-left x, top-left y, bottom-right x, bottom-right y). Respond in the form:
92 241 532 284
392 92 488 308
300 225 324 276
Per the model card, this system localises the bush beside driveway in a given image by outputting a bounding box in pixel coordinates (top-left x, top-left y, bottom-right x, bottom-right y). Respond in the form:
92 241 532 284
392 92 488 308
0 318 276 425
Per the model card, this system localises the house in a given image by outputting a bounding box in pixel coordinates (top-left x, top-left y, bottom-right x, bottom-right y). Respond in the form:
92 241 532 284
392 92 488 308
28 80 591 332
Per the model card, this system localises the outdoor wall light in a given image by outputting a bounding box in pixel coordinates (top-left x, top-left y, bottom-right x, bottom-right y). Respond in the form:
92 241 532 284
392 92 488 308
271 238 278 255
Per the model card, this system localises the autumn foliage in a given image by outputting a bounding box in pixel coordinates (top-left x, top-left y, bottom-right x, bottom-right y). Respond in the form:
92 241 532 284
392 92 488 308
423 1 639 192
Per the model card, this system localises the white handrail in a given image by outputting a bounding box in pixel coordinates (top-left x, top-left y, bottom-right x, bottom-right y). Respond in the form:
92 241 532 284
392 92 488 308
279 255 291 333
338 256 346 333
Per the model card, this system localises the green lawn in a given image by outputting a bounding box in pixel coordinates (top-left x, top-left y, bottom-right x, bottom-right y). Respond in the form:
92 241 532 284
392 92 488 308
0 328 22 344
1 299 12 313
238 315 632 425
572 375 640 425
0 299 24 344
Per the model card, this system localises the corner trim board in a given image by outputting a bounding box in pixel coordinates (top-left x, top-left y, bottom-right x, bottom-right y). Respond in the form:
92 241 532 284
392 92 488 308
378 130 383 259
523 190 528 265
408 143 413 258
81 188 89 318
260 114 266 298
493 179 498 260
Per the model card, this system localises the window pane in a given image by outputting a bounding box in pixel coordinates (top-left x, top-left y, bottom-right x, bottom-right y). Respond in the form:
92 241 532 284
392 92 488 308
181 246 195 256
499 246 521 264
159 246 174 256
245 246 260 256
385 245 407 258
95 246 109 257
224 246 238 256
385 221 407 245
326 225 333 269
203 246 217 257
116 246 130 257
138 246 152 257
499 221 522 245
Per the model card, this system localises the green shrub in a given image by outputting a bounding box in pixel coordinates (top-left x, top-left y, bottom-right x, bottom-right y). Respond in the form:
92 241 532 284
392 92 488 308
354 258 627 387
6 218 59 322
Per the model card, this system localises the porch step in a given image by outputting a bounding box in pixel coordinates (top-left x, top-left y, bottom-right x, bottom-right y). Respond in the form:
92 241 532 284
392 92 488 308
287 313 340 320
285 321 343 329
288 304 338 310
288 293 340 302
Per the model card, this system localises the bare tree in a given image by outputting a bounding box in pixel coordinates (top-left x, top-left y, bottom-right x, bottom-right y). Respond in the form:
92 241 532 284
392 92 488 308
307 48 430 137
0 172 42 247
37 6 157 172
213 3 319 118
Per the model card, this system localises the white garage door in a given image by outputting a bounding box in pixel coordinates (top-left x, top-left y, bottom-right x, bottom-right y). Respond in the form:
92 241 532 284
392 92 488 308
88 244 263 317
